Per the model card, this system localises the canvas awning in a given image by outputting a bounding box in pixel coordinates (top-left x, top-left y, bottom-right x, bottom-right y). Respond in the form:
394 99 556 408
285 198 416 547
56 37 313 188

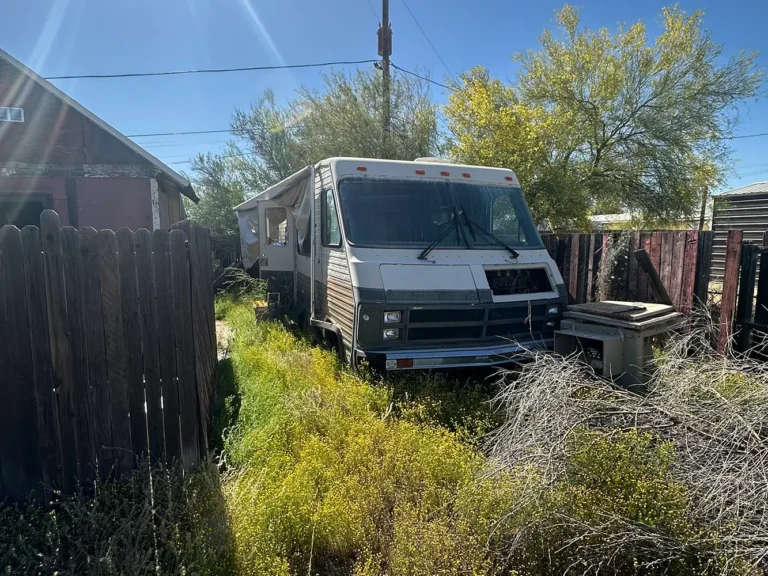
234 166 313 268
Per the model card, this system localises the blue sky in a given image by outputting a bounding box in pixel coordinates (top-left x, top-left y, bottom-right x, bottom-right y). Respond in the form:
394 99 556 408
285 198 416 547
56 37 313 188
2 0 766 192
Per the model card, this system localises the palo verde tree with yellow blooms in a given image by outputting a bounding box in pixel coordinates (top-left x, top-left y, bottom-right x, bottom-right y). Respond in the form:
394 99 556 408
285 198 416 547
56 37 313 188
446 5 762 231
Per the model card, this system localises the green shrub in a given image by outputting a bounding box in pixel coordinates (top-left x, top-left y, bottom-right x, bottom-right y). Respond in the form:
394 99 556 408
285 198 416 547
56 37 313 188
0 461 235 575
386 371 503 446
511 429 724 575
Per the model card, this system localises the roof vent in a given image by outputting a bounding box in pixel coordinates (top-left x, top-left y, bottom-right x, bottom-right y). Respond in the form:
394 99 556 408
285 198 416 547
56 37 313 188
414 157 453 164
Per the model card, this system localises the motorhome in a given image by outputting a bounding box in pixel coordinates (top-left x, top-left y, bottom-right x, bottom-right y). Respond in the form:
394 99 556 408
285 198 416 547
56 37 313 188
234 157 567 370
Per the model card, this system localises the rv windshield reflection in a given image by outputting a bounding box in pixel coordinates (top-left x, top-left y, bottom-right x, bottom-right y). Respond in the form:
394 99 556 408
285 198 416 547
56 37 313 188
337 178 542 250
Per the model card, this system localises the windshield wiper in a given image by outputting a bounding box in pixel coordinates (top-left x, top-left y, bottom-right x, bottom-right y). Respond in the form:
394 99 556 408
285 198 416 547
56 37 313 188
458 204 520 259
417 206 466 260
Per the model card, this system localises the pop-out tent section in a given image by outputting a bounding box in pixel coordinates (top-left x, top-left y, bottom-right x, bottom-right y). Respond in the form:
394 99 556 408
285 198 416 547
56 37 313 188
233 166 313 269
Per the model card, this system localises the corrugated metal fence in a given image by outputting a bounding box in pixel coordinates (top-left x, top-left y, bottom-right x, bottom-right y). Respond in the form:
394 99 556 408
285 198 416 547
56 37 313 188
712 192 768 278
0 211 216 502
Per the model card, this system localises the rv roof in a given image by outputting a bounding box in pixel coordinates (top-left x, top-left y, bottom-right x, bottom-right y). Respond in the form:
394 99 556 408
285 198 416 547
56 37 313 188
326 157 520 187
233 158 522 212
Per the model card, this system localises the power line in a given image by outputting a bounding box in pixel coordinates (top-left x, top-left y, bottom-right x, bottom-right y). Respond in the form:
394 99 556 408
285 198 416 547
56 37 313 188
167 150 257 166
142 139 240 149
731 131 768 140
398 0 455 82
391 62 450 89
367 0 379 21
129 128 238 138
44 59 377 80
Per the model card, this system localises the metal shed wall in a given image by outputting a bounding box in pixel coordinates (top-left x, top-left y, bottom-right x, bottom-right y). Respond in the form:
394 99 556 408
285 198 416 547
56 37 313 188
711 193 768 277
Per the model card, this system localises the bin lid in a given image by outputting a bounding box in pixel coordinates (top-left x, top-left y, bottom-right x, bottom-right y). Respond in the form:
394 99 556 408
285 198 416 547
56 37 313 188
566 301 674 321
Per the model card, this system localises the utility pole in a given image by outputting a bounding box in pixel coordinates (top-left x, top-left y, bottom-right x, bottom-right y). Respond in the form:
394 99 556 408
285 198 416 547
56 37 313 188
698 186 709 230
377 0 392 148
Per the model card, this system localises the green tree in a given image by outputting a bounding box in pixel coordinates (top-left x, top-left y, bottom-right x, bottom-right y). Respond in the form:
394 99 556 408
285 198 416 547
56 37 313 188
185 154 245 262
188 67 442 252
214 67 441 192
446 5 762 230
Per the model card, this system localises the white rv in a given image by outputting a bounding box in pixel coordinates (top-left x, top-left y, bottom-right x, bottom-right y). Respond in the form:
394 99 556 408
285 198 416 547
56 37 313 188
234 157 567 370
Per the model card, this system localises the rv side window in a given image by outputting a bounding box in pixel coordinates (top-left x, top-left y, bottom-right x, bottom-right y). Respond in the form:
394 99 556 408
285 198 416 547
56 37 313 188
266 207 288 246
323 190 341 247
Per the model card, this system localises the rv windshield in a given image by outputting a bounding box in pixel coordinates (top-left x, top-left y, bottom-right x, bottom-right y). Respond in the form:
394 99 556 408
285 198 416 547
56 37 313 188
337 178 543 249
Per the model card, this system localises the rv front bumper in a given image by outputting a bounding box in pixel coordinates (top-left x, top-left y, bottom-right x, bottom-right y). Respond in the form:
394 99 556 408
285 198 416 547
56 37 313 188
358 339 553 371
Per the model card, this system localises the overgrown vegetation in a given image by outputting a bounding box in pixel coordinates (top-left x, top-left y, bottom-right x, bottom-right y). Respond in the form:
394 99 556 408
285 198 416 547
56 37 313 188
214 299 768 575
6 298 767 575
1 461 235 575
216 303 515 575
491 324 768 574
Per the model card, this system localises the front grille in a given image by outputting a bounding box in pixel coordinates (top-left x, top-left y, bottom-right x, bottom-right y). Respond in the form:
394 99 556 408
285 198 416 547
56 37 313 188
409 325 484 341
485 268 551 296
489 304 546 321
487 320 545 338
400 302 555 345
409 308 485 323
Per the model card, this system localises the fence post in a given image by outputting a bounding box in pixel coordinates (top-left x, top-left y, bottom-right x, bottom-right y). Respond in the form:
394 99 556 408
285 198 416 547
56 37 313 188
718 230 743 354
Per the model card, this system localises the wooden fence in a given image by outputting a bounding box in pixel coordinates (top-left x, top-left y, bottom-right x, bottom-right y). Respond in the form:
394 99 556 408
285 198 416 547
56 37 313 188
542 230 713 313
0 211 216 502
542 229 763 354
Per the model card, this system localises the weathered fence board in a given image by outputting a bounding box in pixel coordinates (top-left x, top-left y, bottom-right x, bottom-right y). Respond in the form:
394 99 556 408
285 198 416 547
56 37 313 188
97 230 133 476
680 232 699 316
41 212 79 492
0 226 42 501
117 229 147 458
626 232 639 301
659 232 674 303
61 226 95 485
718 230 743 354
21 226 59 494
736 243 759 352
81 227 114 481
153 229 183 464
0 212 216 501
694 231 714 307
135 229 164 462
170 229 200 468
569 233 579 301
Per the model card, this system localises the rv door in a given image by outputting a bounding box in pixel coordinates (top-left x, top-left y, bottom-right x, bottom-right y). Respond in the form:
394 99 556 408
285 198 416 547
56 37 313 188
259 201 295 275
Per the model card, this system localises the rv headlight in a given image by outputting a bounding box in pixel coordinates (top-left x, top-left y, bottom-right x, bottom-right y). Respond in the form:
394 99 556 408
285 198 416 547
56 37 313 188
383 311 402 324
382 328 400 340
547 305 560 316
